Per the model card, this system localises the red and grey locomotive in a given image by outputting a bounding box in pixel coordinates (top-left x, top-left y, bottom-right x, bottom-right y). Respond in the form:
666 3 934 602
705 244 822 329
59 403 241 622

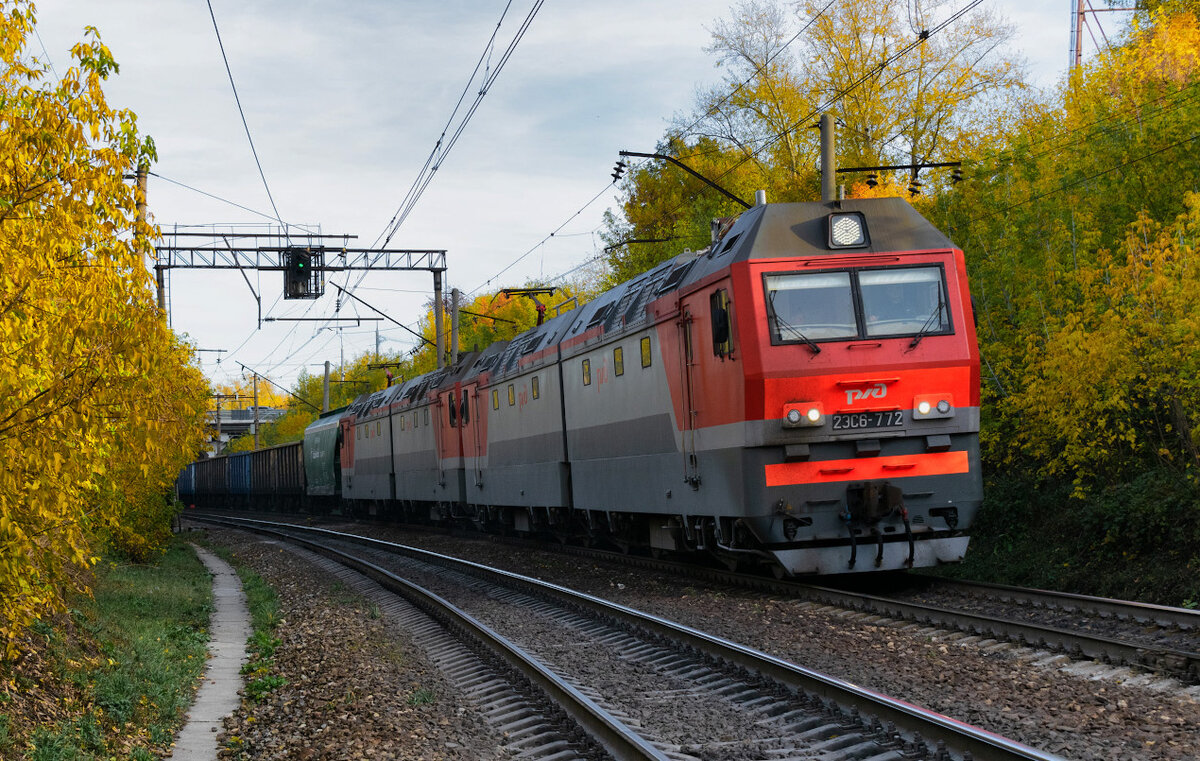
184 196 980 576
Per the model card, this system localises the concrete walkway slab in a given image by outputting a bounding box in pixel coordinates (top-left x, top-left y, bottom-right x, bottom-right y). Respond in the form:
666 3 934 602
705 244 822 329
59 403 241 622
169 545 252 760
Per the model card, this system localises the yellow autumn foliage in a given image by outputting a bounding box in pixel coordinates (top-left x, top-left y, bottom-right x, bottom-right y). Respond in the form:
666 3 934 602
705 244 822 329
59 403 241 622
0 1 209 657
1013 194 1200 492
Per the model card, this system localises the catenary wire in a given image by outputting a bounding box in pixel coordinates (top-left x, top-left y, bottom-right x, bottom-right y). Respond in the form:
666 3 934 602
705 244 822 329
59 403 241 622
329 2 545 353
371 0 517 250
205 0 290 241
148 171 308 226
462 0 841 298
376 0 545 250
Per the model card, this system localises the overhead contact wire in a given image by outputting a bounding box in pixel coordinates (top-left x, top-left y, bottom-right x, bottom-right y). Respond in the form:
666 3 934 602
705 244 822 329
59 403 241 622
378 0 545 249
206 0 291 242
467 0 838 296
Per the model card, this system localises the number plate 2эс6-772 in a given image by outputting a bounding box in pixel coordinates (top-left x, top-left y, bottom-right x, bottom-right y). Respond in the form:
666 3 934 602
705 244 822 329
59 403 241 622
831 410 904 430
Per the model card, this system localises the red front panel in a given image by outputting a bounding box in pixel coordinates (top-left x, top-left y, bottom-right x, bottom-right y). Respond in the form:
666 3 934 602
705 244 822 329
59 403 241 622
736 250 980 424
765 450 970 487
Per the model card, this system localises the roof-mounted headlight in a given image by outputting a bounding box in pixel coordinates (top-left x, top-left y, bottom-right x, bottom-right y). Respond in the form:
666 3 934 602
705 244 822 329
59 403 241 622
827 212 869 249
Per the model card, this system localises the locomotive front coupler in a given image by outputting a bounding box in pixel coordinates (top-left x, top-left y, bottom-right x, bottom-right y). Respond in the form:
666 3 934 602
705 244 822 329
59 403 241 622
845 482 904 524
843 482 911 568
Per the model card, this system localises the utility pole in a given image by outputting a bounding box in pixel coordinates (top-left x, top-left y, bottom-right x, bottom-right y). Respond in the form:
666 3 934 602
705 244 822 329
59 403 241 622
450 287 460 366
820 114 836 203
323 360 331 413
252 373 260 450
135 163 164 315
1070 1 1137 72
433 271 445 369
210 392 250 454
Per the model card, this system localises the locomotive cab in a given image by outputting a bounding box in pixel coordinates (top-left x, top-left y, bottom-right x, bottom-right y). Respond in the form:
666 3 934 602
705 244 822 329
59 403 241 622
722 199 982 574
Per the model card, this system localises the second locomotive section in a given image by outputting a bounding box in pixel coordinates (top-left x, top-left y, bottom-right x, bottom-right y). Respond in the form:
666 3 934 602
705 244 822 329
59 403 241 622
325 197 981 576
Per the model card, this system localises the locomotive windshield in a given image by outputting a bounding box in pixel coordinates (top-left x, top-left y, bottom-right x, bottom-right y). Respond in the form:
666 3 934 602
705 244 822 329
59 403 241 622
765 272 857 340
765 265 950 345
860 267 948 337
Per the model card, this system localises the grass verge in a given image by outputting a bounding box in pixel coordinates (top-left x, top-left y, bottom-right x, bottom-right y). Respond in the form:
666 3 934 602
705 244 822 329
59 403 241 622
0 535 212 759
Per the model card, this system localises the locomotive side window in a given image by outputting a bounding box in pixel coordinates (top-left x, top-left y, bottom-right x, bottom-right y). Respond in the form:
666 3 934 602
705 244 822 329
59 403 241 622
582 359 592 386
532 375 540 398
508 384 515 406
710 289 733 358
765 272 856 341
492 389 499 410
460 390 470 425
613 347 624 376
640 336 652 368
860 267 949 338
449 392 457 427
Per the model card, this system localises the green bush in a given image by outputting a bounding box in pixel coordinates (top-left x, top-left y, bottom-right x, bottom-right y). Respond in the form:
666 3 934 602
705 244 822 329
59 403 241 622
940 466 1200 606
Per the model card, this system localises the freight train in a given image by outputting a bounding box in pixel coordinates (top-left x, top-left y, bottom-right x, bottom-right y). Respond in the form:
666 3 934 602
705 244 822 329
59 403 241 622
179 197 981 576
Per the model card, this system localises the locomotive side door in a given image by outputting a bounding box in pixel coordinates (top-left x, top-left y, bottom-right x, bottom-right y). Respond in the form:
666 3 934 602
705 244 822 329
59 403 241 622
459 380 484 489
677 304 700 487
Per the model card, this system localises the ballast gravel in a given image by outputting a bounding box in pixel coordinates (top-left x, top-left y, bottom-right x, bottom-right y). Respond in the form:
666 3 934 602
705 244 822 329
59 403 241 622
200 522 1200 761
202 529 510 761
340 525 1200 761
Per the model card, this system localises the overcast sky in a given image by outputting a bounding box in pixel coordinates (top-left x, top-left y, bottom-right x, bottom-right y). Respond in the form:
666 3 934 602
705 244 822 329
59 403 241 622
29 1 1109 392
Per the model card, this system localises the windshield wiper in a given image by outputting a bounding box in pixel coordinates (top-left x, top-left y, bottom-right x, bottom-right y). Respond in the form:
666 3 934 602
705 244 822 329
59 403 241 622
768 291 820 354
908 291 947 350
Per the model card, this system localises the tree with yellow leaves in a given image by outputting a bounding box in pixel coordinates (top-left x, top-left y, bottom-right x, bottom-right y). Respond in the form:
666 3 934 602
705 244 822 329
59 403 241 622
695 0 1023 182
932 6 1200 489
1009 196 1200 490
604 0 1023 282
0 1 209 657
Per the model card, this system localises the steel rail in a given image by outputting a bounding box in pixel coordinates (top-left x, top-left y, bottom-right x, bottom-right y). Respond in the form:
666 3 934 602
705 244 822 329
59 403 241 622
193 516 669 761
926 578 1200 631
476 530 1200 682
191 514 1064 761
793 582 1200 682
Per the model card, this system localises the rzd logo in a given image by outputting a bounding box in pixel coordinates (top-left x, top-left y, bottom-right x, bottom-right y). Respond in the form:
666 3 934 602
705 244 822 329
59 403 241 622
845 383 888 405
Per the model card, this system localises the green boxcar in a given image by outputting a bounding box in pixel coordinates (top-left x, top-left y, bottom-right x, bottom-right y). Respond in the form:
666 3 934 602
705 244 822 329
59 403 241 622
303 410 343 499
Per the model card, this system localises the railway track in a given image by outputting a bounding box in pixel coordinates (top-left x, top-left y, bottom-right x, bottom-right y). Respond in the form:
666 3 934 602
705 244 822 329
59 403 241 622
468 529 1200 686
192 514 1062 761
820 576 1200 683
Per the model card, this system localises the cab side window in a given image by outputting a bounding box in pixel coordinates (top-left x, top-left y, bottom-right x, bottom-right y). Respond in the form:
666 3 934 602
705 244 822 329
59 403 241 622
710 288 732 358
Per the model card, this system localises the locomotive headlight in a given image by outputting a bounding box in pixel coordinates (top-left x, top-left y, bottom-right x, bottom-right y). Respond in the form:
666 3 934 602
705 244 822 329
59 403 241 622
827 212 869 248
913 394 955 420
783 402 824 428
